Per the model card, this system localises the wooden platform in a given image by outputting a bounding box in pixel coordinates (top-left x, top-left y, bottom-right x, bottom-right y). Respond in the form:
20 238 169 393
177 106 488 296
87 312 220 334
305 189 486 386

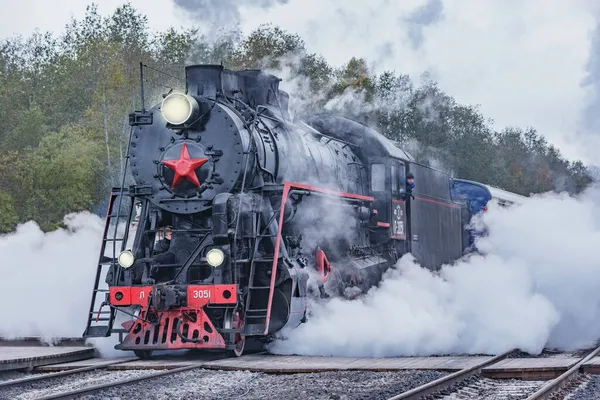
482 357 581 380
35 356 202 372
0 346 95 372
30 353 597 380
35 354 494 373
582 356 600 374
200 354 495 373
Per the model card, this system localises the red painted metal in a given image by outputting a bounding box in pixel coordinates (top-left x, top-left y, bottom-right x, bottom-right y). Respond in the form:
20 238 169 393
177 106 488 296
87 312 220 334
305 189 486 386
376 222 390 228
119 307 226 350
187 285 237 307
109 285 237 307
315 249 332 283
264 183 290 335
110 286 151 306
285 181 375 202
414 195 461 209
161 143 209 188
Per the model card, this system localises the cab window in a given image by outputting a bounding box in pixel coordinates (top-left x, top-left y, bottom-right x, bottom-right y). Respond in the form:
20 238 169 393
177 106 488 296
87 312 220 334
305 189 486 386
371 164 385 192
391 165 398 192
398 168 406 194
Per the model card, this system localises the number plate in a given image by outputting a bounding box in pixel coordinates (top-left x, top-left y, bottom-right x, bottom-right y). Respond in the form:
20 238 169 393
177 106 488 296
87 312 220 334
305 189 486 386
187 285 237 307
392 200 406 239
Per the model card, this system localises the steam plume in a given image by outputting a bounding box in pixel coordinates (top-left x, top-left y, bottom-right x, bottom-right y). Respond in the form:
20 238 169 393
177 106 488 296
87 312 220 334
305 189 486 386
172 0 290 33
405 0 445 50
0 212 104 339
269 186 600 357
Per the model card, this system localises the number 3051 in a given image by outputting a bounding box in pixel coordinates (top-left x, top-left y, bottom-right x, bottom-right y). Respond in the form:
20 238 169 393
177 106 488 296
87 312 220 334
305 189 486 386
193 290 210 299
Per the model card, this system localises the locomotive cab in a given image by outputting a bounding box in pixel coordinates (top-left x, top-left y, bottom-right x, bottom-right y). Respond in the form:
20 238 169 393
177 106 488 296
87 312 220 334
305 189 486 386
368 157 410 261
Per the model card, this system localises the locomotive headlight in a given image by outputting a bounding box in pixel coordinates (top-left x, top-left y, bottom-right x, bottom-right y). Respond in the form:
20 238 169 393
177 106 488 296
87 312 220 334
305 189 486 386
206 248 225 267
161 92 199 125
118 250 135 269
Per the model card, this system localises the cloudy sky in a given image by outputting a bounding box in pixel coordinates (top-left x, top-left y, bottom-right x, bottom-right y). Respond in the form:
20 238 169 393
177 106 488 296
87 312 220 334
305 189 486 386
2 0 599 164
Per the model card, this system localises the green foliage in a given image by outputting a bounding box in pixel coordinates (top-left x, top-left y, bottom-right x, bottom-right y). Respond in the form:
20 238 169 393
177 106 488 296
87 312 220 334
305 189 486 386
231 24 304 69
0 192 18 233
1 103 49 150
13 126 105 231
330 58 376 102
0 2 593 232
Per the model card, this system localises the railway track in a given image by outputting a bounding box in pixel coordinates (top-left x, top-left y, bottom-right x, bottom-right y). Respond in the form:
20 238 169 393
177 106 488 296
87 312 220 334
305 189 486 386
387 345 600 400
524 345 600 400
3 337 600 399
32 363 205 400
0 358 134 390
386 348 519 400
0 358 208 400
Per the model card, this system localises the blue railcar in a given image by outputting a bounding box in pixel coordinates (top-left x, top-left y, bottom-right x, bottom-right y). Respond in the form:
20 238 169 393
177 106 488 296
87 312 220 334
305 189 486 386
450 178 526 250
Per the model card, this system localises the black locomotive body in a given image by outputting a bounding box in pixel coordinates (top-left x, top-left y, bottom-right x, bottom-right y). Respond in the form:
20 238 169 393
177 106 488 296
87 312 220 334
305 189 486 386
83 65 469 357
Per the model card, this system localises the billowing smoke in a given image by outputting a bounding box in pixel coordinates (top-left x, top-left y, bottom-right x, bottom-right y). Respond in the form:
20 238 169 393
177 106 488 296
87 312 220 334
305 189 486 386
269 185 600 357
0 211 139 357
289 194 360 261
172 0 290 34
0 212 104 339
404 0 445 50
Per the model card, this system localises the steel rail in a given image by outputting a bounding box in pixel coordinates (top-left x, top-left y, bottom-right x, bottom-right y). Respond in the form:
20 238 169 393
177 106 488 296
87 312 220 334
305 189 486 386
35 362 206 400
525 345 600 400
387 348 518 400
0 358 136 389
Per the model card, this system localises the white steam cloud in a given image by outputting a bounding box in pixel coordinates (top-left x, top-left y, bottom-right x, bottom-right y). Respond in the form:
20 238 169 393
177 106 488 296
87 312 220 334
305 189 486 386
269 185 600 357
0 211 137 357
0 212 104 338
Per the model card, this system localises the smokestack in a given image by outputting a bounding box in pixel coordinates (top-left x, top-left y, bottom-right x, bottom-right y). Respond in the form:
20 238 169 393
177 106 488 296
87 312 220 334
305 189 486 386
185 64 224 98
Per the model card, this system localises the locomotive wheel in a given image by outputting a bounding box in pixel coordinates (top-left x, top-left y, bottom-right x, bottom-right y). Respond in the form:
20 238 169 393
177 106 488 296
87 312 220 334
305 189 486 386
225 308 246 357
134 350 153 359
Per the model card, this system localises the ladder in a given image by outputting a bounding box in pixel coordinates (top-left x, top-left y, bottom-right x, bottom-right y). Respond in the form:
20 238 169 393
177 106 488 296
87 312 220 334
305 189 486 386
243 196 281 336
83 188 134 338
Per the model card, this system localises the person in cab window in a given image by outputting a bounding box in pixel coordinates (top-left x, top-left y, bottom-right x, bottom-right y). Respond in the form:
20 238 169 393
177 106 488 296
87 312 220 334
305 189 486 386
153 226 172 255
406 172 416 199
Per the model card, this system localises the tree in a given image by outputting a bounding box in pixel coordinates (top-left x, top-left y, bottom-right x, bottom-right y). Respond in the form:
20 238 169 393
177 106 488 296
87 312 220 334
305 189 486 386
11 125 105 231
0 3 591 233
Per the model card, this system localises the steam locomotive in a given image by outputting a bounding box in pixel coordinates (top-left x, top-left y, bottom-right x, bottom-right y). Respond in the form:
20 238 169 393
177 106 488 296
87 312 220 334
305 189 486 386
83 64 470 358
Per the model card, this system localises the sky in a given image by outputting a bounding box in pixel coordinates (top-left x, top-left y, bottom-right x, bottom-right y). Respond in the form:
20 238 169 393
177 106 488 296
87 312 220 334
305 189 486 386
1 0 599 164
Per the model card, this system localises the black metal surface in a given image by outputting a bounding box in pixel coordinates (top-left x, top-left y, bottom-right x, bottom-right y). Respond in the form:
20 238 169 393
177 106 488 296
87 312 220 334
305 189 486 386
88 64 487 357
408 163 464 270
129 101 250 214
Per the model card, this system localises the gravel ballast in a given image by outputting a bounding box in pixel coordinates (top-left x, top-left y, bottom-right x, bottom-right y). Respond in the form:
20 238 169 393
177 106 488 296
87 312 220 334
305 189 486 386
0 369 158 400
67 369 449 400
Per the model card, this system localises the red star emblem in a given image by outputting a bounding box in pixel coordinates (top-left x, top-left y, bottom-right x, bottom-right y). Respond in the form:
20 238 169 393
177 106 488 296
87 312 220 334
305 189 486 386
161 143 209 189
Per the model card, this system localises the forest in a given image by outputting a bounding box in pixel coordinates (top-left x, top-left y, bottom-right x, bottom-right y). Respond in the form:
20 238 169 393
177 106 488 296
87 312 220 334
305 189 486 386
0 3 592 232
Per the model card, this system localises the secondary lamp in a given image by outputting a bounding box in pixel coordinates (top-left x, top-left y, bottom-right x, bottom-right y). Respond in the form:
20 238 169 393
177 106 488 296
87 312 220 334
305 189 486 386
118 250 135 269
206 248 225 267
